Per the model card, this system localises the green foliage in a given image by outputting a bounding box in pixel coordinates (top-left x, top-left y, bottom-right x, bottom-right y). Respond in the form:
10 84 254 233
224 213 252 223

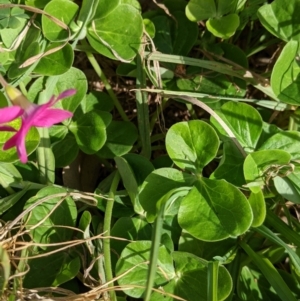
1 0 300 300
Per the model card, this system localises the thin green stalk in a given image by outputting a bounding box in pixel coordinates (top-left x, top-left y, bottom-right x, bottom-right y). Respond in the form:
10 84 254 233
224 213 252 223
81 39 129 122
207 261 219 301
103 171 120 301
144 203 165 301
136 51 151 159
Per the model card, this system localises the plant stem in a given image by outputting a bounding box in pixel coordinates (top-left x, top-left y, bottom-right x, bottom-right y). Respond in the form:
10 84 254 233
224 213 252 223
81 39 129 122
103 171 120 301
144 203 165 301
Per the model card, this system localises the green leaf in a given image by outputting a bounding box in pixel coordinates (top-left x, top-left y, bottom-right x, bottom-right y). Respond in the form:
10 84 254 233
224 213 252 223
186 0 216 21
271 40 300 105
172 11 199 56
97 121 138 158
42 0 79 41
207 14 240 39
139 168 195 222
258 0 300 41
79 91 114 115
87 2 143 61
172 252 232 301
24 186 77 244
179 231 237 262
110 216 152 266
274 171 300 204
178 178 253 241
258 131 300 160
34 43 74 76
0 119 40 163
248 190 266 227
211 101 263 152
24 252 80 287
243 149 291 193
211 140 245 187
151 15 173 54
0 190 28 215
115 156 143 214
56 67 87 113
70 111 110 154
51 133 79 167
166 120 219 173
0 162 22 187
115 241 175 298
8 41 40 79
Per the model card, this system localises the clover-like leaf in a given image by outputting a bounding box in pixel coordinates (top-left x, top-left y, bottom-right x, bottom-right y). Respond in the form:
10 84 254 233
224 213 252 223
166 120 219 173
178 178 253 241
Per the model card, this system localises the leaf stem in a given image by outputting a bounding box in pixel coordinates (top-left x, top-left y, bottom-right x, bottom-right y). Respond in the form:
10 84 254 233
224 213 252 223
144 203 165 301
103 170 120 301
81 39 129 122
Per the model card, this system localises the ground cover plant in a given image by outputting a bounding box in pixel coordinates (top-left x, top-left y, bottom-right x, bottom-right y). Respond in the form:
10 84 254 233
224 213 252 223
0 0 300 300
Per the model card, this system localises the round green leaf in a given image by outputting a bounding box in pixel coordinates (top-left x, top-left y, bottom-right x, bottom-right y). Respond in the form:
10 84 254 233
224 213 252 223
166 120 219 173
211 101 263 152
243 149 291 193
207 14 240 39
116 241 175 298
97 121 138 158
172 252 232 301
87 3 143 61
274 172 300 204
178 178 253 241
0 119 39 163
34 43 74 76
70 110 110 154
42 0 79 41
24 186 77 244
186 0 216 21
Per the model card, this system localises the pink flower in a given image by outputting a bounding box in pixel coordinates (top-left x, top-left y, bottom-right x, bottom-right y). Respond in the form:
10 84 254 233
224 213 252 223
0 86 76 163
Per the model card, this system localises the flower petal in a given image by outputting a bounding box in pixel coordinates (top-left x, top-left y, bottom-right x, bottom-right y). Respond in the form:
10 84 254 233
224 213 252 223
31 109 73 127
0 106 23 123
48 89 77 106
3 124 30 163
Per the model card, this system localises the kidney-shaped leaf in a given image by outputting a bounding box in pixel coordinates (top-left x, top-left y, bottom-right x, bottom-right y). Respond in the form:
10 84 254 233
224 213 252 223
166 120 219 173
70 110 111 154
87 2 143 61
207 14 240 39
42 0 79 41
178 178 253 241
186 0 216 21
